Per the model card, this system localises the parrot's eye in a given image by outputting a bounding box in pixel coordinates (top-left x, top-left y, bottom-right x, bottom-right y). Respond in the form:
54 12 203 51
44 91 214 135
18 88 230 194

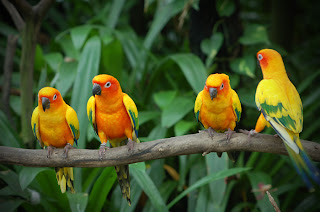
105 82 111 88
220 83 224 90
258 54 263 61
53 94 57 100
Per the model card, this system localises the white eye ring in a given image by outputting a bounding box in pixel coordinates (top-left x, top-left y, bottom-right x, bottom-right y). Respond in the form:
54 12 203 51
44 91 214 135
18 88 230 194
53 94 57 100
220 83 224 90
105 82 111 88
258 54 263 61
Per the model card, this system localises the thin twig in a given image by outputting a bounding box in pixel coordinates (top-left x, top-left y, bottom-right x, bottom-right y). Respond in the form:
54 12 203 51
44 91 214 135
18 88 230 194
267 191 281 212
0 132 319 168
1 0 25 31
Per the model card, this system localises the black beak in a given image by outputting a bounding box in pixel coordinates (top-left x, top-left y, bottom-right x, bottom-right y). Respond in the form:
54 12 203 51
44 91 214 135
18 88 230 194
209 87 217 100
42 97 50 112
257 59 261 69
92 83 101 96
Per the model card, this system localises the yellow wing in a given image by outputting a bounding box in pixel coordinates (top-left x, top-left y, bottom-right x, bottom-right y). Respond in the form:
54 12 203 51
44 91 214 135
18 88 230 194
66 105 80 145
31 106 44 148
231 89 241 122
194 90 204 125
123 93 139 137
255 79 303 153
87 96 98 135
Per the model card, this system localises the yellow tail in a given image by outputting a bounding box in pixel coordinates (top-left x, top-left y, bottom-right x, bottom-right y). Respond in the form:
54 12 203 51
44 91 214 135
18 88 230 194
55 167 75 193
115 165 131 206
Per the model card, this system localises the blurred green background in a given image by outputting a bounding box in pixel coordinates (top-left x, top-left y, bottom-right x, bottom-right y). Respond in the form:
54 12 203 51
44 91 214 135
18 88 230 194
1 0 320 211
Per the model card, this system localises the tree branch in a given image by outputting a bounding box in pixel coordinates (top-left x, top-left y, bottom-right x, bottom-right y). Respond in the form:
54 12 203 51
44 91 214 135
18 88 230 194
1 0 25 31
0 132 319 167
34 0 55 23
9 0 33 20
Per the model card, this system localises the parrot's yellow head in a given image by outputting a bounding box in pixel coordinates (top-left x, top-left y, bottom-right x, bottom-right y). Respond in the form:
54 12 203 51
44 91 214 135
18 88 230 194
257 49 286 78
204 73 230 100
38 87 63 112
92 74 122 98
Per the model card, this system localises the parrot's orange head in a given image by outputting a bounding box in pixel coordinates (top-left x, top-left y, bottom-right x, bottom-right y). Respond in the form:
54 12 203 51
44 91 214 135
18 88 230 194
204 73 230 100
257 49 283 71
38 87 63 112
92 74 121 97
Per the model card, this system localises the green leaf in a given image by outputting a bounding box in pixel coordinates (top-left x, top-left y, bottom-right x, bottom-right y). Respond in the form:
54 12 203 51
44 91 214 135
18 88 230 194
153 90 177 110
131 164 168 212
167 167 251 209
86 167 117 212
0 200 25 212
205 153 228 208
70 25 93 50
34 45 45 71
169 54 207 94
55 61 78 97
0 111 21 147
161 96 194 128
139 111 161 125
216 0 235 17
174 120 197 136
71 36 101 150
67 192 88 212
144 0 184 49
247 171 278 212
148 124 167 140
19 167 48 190
0 170 26 198
239 24 270 45
44 52 63 72
297 70 320 93
56 35 79 59
201 32 224 67
130 162 146 171
230 55 255 78
107 0 125 29
101 39 124 81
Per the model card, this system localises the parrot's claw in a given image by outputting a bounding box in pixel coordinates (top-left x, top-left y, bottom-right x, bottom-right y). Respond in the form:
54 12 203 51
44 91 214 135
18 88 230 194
99 143 109 160
225 128 235 143
239 129 257 141
46 146 56 158
63 143 74 158
274 134 279 138
205 127 216 138
127 138 135 153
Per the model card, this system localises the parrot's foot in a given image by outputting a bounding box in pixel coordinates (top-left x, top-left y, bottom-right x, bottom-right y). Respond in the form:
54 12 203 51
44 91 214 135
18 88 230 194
99 143 109 160
127 138 135 153
63 143 74 158
205 127 216 138
274 134 279 138
46 146 56 158
239 129 257 141
225 128 235 143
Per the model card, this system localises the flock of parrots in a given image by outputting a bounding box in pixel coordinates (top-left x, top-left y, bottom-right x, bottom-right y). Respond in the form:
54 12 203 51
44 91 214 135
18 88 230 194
30 48 320 205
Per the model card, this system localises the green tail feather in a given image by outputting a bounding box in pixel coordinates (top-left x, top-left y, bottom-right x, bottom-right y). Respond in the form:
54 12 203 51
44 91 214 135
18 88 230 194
115 165 131 206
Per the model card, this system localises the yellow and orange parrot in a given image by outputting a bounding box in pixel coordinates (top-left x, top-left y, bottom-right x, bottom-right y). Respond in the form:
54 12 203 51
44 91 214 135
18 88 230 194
255 49 320 189
31 87 79 193
87 74 139 205
194 73 242 159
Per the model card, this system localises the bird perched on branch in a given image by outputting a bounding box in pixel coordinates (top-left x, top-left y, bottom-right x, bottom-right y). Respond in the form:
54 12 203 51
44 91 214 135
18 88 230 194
87 74 139 205
255 48 320 190
194 73 242 160
31 87 79 193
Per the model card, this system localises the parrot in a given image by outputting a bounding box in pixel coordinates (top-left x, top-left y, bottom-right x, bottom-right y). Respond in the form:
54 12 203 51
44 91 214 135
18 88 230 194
194 73 242 160
255 48 320 190
87 74 139 205
31 87 79 193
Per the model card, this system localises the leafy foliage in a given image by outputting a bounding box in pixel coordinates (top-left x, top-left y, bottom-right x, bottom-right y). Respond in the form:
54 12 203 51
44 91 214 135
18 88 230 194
1 0 320 211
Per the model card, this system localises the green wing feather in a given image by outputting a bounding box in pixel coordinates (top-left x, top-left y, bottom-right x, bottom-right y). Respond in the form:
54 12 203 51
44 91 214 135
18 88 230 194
194 90 204 125
255 79 303 153
123 94 139 137
31 106 44 148
87 96 98 135
66 105 80 145
231 89 241 122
